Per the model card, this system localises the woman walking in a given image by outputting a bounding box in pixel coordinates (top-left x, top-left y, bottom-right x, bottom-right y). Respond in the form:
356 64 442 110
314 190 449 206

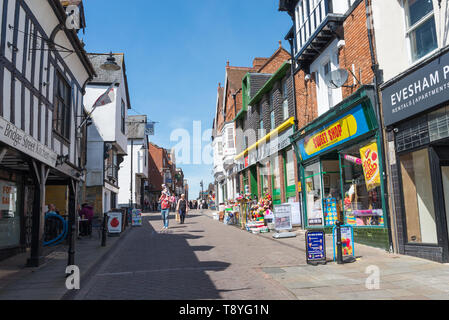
176 194 188 224
159 184 171 231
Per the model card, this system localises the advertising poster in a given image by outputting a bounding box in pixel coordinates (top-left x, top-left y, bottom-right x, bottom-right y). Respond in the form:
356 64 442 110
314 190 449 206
288 199 302 226
333 225 355 260
306 231 326 265
132 209 142 226
108 212 122 233
360 142 381 191
273 204 292 231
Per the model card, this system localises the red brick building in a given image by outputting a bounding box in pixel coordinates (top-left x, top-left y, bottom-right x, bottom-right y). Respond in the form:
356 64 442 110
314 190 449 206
280 0 390 249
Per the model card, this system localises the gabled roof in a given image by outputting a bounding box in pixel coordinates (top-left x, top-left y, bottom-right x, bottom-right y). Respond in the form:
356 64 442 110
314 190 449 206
87 53 132 109
256 45 290 73
226 66 253 92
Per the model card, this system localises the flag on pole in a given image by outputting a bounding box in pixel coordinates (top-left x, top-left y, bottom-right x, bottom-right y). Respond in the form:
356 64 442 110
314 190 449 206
92 82 115 108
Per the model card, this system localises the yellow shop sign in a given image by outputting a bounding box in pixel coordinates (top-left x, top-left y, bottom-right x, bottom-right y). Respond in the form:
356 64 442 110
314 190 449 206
304 114 358 156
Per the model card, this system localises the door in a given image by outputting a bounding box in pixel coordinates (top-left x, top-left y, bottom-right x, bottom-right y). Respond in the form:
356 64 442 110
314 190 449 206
250 166 258 200
442 164 449 246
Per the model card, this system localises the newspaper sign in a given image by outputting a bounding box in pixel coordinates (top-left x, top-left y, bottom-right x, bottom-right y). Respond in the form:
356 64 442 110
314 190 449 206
273 204 292 231
132 209 142 226
107 211 122 234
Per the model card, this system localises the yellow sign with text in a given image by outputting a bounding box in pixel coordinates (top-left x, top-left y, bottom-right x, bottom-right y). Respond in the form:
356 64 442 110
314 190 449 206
304 115 358 156
360 142 381 191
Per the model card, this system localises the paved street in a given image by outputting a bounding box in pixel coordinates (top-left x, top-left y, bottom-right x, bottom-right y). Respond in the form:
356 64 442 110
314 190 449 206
67 209 449 300
70 210 299 300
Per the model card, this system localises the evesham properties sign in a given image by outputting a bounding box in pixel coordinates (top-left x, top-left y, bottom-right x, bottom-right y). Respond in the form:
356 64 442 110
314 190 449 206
382 50 449 126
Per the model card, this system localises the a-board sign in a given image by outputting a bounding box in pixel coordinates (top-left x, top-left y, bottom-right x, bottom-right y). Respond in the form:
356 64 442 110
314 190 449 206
273 204 292 231
107 211 122 233
132 209 142 226
332 225 355 261
306 230 326 265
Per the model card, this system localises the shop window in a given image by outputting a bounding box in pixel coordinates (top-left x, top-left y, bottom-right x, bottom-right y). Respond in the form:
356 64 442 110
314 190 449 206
285 149 296 199
271 156 281 204
304 162 323 226
396 115 429 152
0 180 20 249
400 148 438 244
405 0 438 62
341 140 384 227
260 161 270 196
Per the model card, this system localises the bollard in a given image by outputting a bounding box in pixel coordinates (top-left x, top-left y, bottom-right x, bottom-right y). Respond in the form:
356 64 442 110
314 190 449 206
335 221 343 264
101 213 108 247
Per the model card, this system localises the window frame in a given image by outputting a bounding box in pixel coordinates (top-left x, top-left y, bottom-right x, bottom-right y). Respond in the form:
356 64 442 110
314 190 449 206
53 71 72 140
403 0 438 63
121 99 126 134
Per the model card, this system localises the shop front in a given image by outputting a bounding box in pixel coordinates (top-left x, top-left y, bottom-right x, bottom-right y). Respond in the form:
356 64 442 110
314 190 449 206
382 49 449 262
292 86 390 249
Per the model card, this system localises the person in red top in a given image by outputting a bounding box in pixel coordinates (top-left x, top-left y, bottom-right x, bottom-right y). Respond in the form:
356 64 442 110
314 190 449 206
159 184 171 231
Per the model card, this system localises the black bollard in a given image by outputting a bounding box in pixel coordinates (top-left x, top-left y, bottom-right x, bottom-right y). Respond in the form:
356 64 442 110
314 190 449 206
335 220 343 264
101 213 108 247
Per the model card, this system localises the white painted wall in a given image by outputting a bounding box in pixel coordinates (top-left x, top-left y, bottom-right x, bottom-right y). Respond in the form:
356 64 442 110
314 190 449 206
117 138 148 207
310 39 342 116
84 81 128 154
372 0 449 83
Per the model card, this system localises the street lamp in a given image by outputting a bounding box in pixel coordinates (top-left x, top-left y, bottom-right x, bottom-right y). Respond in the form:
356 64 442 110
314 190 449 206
100 52 121 71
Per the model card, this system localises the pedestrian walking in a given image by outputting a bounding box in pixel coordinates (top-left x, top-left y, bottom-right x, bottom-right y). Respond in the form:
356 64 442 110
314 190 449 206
159 184 171 231
176 194 188 224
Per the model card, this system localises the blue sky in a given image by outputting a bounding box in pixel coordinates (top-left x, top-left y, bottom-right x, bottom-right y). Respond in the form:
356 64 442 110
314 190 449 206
82 0 292 198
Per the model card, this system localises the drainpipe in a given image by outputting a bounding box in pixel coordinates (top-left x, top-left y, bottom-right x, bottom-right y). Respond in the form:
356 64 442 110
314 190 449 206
365 0 395 253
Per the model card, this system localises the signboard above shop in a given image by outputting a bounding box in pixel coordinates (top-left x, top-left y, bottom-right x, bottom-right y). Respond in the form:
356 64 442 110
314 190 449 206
0 116 57 167
296 104 371 161
382 50 449 126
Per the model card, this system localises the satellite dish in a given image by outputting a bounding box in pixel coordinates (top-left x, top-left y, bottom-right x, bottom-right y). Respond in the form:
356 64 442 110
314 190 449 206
325 69 349 89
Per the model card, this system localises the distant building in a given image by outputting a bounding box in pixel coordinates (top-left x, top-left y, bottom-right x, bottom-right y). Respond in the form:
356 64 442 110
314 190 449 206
117 115 149 209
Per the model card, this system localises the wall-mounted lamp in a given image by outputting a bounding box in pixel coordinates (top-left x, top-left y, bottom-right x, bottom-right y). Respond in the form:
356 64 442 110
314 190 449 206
304 74 311 82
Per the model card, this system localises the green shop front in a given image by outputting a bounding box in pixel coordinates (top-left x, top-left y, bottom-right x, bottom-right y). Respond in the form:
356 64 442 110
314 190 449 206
291 87 390 249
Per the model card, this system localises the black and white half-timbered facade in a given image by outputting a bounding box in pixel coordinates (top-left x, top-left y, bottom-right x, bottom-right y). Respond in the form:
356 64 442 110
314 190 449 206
0 0 95 266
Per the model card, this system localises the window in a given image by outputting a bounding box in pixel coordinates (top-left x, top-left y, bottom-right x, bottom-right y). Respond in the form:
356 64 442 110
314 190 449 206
53 72 71 139
121 99 126 134
227 127 234 149
0 180 19 249
270 110 275 130
323 60 333 108
400 148 437 244
341 141 384 227
405 0 438 62
217 141 223 156
282 80 289 120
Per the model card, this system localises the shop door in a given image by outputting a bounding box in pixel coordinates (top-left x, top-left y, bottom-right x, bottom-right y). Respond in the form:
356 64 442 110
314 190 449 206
271 156 281 205
250 166 258 200
442 164 449 247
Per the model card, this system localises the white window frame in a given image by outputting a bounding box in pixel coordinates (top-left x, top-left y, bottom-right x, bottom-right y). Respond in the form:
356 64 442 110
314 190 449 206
403 0 438 64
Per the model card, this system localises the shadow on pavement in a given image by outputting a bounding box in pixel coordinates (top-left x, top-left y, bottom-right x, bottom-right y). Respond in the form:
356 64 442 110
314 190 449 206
76 215 231 300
